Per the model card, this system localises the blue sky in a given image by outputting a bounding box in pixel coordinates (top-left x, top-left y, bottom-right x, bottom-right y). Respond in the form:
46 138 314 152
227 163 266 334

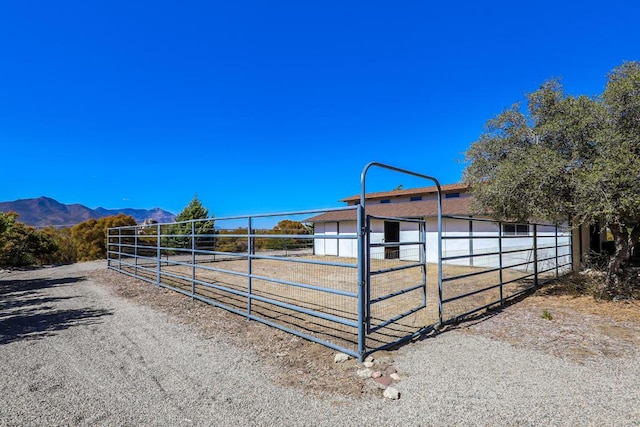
1 1 639 218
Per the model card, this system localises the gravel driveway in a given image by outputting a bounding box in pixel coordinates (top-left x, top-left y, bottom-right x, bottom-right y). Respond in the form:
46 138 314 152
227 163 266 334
1 262 639 426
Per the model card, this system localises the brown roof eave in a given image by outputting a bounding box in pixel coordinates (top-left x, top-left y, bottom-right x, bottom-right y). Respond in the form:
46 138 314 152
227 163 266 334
306 197 477 223
340 182 471 203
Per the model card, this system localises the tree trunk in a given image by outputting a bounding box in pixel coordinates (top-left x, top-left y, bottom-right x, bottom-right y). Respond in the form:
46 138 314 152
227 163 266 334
630 224 640 261
607 222 630 277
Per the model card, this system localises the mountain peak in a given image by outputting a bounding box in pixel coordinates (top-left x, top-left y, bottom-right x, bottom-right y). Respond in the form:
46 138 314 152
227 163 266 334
0 197 175 227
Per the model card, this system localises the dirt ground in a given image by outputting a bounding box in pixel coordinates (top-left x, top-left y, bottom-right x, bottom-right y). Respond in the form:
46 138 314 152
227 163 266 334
456 278 640 363
90 268 368 397
109 254 558 355
91 266 640 397
3 261 640 425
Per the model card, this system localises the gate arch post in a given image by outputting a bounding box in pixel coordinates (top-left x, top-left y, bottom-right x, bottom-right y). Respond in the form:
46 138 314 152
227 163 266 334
357 162 444 359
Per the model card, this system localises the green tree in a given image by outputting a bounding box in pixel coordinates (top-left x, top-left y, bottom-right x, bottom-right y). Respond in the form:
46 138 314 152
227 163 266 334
167 196 215 250
175 195 210 222
216 227 248 253
39 226 76 264
72 214 137 261
265 220 312 250
0 212 58 267
463 61 640 298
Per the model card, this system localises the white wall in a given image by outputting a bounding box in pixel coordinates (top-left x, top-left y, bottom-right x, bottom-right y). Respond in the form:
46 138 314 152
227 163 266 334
338 222 357 258
313 222 324 255
313 221 357 258
399 221 421 262
368 220 384 260
324 222 338 256
313 217 572 273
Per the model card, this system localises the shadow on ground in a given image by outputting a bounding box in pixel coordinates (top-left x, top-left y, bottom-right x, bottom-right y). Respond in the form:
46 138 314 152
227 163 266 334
0 276 113 345
0 276 86 294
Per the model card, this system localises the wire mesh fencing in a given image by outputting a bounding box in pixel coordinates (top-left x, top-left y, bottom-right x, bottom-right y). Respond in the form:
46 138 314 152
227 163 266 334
108 207 364 357
439 216 573 323
108 208 573 360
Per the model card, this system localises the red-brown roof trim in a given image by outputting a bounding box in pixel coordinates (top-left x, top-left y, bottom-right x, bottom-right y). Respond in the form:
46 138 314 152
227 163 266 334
306 197 476 223
340 182 470 203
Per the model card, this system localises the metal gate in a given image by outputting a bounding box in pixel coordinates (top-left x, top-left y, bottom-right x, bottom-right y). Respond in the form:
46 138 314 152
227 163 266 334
358 162 443 352
365 215 427 334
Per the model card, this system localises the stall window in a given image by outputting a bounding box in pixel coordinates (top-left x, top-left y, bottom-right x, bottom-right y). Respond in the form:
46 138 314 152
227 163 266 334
503 224 529 236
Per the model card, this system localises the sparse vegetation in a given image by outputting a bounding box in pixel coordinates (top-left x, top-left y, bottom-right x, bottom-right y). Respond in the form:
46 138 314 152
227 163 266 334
213 221 312 253
536 263 640 301
215 227 249 253
0 212 137 267
0 195 314 268
264 220 313 251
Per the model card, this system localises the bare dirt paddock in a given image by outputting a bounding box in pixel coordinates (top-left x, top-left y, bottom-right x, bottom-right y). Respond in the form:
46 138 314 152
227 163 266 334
1 261 639 426
114 253 547 354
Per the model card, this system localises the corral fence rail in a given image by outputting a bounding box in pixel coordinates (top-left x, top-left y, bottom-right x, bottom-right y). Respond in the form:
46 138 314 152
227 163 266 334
107 162 573 361
439 215 572 325
108 206 363 358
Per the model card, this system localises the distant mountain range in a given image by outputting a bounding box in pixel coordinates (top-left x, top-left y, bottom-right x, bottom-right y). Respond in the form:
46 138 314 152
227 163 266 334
0 196 175 227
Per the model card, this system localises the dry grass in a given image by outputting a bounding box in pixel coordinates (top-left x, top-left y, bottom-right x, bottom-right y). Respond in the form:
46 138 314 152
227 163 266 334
451 267 640 363
459 281 640 363
528 270 640 322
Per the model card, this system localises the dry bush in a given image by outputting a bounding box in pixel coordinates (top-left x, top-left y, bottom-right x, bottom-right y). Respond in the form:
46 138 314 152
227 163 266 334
539 252 640 301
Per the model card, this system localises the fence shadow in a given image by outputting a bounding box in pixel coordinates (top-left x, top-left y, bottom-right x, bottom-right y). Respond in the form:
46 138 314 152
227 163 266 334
0 276 113 345
433 286 538 334
372 284 544 356
0 276 87 294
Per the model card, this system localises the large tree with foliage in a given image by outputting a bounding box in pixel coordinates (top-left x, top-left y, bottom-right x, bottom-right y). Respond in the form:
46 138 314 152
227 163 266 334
464 61 640 298
39 226 76 265
265 220 312 250
72 214 137 261
0 212 58 267
168 196 215 249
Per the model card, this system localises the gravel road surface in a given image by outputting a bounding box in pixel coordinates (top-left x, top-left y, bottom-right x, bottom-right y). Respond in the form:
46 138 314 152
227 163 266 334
1 262 639 426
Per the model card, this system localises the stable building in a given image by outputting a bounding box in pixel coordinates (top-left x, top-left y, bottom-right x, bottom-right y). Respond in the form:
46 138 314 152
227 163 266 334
306 183 580 272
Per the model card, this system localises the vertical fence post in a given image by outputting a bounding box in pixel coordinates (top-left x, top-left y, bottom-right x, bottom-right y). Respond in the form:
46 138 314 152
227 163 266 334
437 214 443 327
555 225 559 278
365 215 372 334
247 216 253 319
421 220 427 308
498 222 504 305
468 218 474 267
114 229 118 268
156 223 161 286
356 203 366 361
107 229 112 269
134 227 138 276
191 221 196 298
533 224 538 287
569 225 574 272
117 229 122 269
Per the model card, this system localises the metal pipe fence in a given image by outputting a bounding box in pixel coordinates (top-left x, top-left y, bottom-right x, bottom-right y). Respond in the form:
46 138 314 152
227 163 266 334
439 216 572 324
108 211 572 360
107 165 573 361
108 206 365 358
